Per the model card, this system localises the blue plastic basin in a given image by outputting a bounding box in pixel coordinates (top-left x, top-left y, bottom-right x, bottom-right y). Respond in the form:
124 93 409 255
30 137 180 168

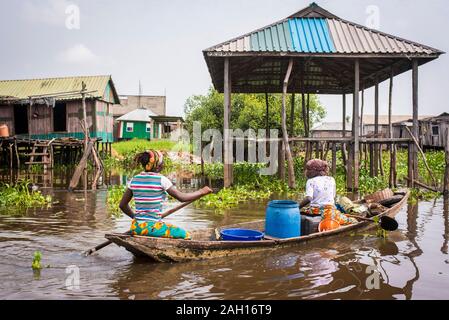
220 228 264 241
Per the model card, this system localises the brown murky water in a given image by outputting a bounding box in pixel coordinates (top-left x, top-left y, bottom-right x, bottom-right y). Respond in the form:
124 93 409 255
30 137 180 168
0 172 448 300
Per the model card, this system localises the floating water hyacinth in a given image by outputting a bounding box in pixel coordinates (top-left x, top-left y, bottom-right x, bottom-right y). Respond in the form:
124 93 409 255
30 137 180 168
32 251 42 270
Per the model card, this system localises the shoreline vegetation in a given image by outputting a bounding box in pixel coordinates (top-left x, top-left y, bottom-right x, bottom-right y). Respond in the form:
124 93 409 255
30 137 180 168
0 181 52 213
105 139 444 213
0 138 443 213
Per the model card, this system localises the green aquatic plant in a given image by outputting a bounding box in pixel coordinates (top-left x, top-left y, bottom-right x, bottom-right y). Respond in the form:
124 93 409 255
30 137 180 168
32 251 42 270
195 185 272 211
107 184 133 217
0 181 52 210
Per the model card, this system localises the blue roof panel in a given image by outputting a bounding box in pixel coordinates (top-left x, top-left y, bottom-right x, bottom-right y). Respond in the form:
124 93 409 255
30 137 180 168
288 18 336 53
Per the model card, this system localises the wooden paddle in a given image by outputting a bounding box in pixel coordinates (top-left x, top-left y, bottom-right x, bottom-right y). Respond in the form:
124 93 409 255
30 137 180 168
83 192 211 256
346 214 399 231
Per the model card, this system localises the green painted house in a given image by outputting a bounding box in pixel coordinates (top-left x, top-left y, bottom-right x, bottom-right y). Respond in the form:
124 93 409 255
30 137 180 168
116 108 184 141
116 108 157 140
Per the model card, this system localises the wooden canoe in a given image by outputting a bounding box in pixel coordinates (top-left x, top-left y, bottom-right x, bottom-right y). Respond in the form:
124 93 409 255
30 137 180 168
105 189 410 263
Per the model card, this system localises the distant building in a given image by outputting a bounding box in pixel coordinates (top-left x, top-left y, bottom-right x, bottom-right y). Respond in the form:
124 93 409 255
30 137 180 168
116 108 183 141
361 115 432 137
312 115 434 139
419 113 449 148
113 95 166 119
0 75 119 142
311 120 352 138
393 112 449 149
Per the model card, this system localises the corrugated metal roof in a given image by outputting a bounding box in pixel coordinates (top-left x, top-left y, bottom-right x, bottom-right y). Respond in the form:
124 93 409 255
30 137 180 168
205 4 442 56
311 121 352 131
116 108 157 122
0 75 119 103
327 19 435 54
363 114 433 125
289 18 334 53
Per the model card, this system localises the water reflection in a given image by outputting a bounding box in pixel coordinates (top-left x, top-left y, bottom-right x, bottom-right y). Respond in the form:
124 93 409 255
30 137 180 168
1 171 449 299
442 197 449 254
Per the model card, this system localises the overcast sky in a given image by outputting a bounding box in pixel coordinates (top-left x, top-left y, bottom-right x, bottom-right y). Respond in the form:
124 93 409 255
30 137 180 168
0 0 447 122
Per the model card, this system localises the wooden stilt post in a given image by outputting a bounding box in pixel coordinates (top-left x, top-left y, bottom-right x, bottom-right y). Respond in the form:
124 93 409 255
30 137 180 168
379 144 384 176
360 86 364 137
331 142 337 176
353 59 360 191
363 143 368 171
412 59 419 185
347 142 353 191
341 94 347 174
290 93 295 136
265 92 269 151
223 57 233 187
302 93 310 138
81 82 89 150
278 139 285 181
408 140 414 187
405 126 438 187
374 78 379 176
388 69 395 188
281 58 295 188
302 92 307 137
444 128 449 196
68 141 94 191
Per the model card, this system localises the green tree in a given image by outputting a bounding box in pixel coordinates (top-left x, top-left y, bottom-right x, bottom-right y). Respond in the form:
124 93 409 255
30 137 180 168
184 87 326 136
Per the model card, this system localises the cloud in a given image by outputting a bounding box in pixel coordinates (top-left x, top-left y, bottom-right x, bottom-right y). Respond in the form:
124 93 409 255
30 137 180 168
22 0 73 26
58 44 116 68
60 44 99 64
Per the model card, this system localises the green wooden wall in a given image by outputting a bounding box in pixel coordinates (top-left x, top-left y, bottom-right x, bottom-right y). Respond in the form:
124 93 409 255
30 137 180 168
121 121 151 140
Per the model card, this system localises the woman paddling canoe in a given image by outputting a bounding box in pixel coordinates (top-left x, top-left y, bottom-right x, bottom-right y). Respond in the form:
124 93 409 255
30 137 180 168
299 159 357 229
119 150 212 240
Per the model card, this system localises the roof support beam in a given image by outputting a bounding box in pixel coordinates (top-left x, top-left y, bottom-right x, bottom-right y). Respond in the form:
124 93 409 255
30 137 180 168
352 59 360 191
223 58 233 187
281 58 296 188
412 59 419 185
373 78 379 176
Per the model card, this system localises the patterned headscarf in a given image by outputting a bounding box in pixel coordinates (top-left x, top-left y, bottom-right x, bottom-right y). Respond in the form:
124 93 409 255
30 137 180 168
135 150 164 172
305 159 329 178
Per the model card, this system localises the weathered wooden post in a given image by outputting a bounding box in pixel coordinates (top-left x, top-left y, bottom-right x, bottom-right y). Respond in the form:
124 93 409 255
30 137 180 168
388 69 395 188
281 58 295 188
412 59 419 186
409 59 419 187
444 128 449 196
81 82 89 150
278 139 285 181
373 78 379 176
223 58 233 187
265 92 269 152
331 142 337 176
353 59 360 191
341 94 347 174
290 93 295 136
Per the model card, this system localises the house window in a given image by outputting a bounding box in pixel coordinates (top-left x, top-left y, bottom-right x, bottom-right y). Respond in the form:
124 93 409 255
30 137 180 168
432 125 439 136
146 123 151 132
53 102 67 132
126 122 134 132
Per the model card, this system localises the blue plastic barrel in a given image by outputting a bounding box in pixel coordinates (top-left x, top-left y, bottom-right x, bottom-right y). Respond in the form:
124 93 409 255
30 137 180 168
265 200 301 238
220 228 264 241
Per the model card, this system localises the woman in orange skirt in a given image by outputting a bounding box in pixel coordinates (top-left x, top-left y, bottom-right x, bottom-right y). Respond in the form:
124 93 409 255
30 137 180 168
299 159 357 228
